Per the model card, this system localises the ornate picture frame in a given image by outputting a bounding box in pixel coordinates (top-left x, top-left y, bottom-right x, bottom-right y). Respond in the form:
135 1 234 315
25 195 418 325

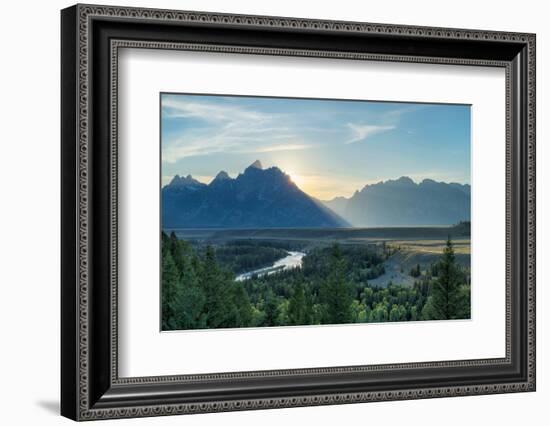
61 4 535 421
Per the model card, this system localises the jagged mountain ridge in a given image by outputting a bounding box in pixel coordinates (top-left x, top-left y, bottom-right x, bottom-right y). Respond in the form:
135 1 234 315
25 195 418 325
162 161 349 229
323 176 470 227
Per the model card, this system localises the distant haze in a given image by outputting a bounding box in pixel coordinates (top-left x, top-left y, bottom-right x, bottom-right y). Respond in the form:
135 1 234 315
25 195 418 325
323 176 470 227
162 161 470 229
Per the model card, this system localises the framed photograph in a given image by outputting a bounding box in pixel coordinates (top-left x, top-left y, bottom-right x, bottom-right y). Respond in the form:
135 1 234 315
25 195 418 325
61 4 536 421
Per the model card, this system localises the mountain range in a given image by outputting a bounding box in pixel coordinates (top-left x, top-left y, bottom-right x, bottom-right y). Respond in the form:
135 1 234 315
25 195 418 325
163 161 470 229
323 176 470 227
162 161 348 229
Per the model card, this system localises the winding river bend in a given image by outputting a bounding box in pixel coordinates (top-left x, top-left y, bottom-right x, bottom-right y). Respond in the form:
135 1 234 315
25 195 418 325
235 251 306 281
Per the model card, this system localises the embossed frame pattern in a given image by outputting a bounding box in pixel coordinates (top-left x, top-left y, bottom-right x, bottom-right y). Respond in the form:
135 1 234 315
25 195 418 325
61 3 536 421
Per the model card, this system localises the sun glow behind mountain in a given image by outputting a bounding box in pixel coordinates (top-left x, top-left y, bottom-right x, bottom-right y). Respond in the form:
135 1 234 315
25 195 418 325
161 93 471 200
285 170 305 189
162 160 471 228
162 167 363 200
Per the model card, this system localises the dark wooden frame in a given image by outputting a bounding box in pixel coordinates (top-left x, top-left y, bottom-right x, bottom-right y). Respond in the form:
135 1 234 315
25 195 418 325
61 4 536 421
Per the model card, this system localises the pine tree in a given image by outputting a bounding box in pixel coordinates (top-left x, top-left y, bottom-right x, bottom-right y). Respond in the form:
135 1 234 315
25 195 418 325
161 233 206 330
161 250 180 330
410 263 421 278
371 304 388 322
288 277 308 325
263 289 278 326
168 232 181 264
424 237 463 320
389 304 401 321
200 246 231 328
229 280 253 327
173 251 206 330
320 244 352 324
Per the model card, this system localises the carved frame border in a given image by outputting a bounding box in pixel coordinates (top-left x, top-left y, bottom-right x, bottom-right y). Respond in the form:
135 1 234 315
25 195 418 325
62 3 535 421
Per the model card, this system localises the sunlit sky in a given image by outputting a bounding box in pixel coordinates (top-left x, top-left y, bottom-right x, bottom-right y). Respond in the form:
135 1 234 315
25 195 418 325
161 93 470 200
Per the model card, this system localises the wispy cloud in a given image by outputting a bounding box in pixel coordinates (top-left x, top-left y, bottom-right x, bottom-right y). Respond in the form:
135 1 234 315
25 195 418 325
162 97 317 162
343 104 421 144
162 97 268 123
345 123 395 144
163 139 311 163
384 104 423 120
253 143 310 153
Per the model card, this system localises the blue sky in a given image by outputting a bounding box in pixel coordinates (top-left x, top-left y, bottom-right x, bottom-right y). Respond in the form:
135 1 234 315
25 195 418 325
161 93 470 200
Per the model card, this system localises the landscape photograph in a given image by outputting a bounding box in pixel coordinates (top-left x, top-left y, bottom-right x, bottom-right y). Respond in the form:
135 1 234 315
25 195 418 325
160 93 471 331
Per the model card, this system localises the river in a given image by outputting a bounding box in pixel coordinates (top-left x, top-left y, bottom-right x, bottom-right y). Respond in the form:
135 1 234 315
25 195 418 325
235 251 306 281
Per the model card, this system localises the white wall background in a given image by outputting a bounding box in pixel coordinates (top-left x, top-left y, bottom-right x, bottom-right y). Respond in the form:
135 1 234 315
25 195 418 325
0 0 546 424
